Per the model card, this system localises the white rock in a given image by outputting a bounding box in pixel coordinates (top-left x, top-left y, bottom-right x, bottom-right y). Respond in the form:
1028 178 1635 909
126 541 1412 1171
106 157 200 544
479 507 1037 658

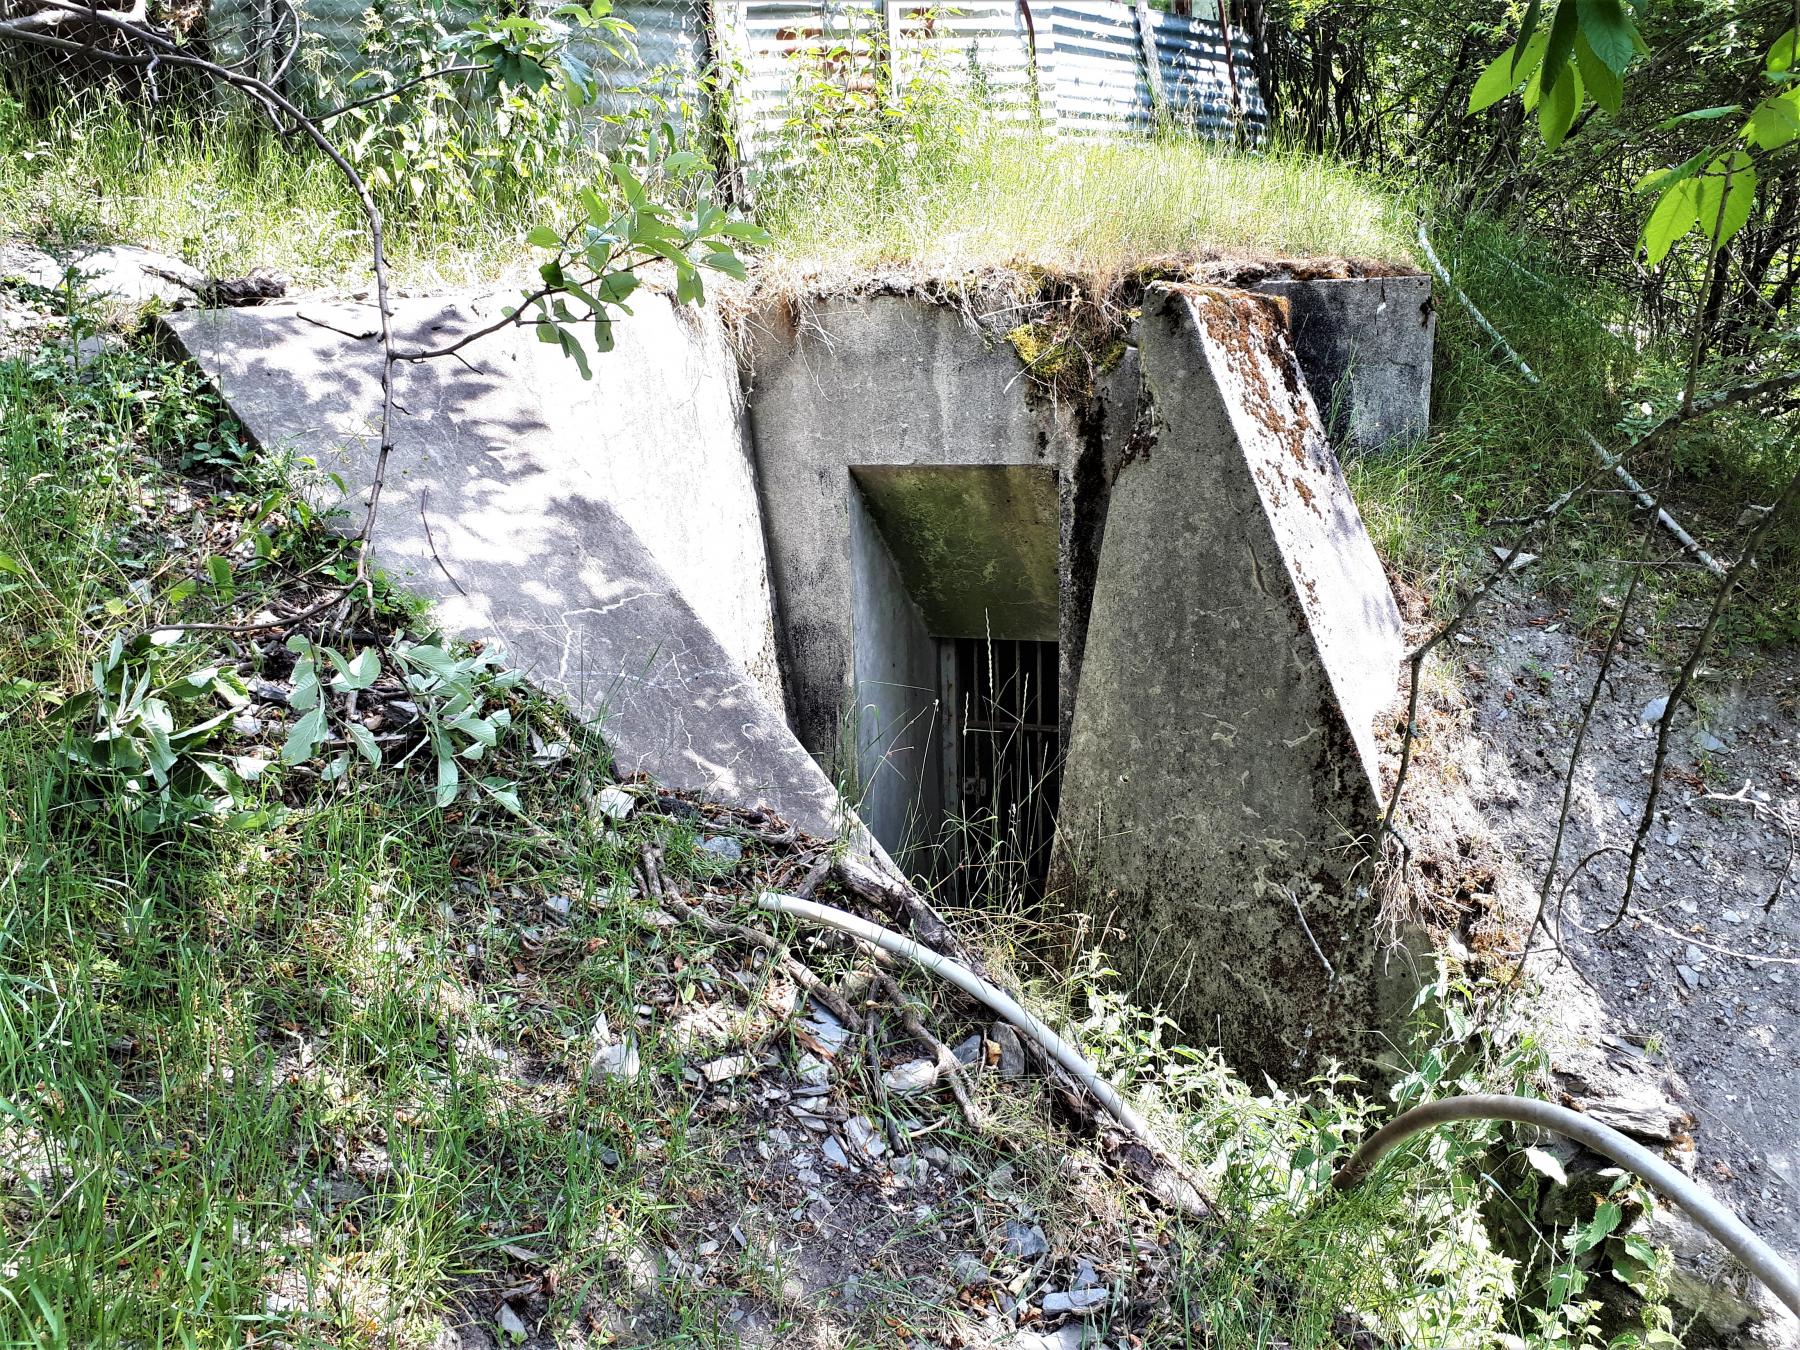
1041 1288 1107 1316
882 1058 939 1094
588 1015 641 1081
496 1302 528 1342
698 835 743 864
845 1114 886 1159
595 785 636 821
701 1053 754 1083
1640 695 1669 722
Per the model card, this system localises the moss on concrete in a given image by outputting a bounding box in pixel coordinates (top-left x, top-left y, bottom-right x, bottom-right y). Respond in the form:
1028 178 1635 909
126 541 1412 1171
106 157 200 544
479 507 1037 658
852 465 1059 641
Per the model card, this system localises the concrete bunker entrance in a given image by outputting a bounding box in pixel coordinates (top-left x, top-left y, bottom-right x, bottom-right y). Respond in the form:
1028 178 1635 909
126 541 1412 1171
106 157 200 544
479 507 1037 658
169 271 1435 1081
845 464 1063 898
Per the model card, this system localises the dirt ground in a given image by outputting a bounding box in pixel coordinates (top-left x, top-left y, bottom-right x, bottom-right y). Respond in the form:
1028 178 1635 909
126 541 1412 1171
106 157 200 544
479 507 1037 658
1391 575 1800 1267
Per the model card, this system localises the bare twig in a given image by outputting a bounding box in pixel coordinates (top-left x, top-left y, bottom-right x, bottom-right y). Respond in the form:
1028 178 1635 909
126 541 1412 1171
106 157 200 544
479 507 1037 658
1700 781 1797 914
315 63 486 121
420 488 467 596
1284 885 1337 986
640 844 858 1027
1605 462 1800 930
1515 475 1672 985
874 973 983 1129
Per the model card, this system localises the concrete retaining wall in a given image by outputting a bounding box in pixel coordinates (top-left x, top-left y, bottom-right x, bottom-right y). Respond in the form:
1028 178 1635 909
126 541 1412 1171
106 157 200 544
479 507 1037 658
164 294 843 843
1258 274 1436 452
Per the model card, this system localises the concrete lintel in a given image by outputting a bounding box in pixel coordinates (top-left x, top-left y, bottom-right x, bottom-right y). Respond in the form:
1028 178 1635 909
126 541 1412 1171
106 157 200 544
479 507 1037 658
1055 283 1414 1080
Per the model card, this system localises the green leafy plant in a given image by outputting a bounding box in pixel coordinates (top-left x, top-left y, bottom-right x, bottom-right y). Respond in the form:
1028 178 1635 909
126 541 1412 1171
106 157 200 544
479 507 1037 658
1467 1 1799 266
765 5 981 219
512 138 766 373
281 636 524 812
55 629 264 829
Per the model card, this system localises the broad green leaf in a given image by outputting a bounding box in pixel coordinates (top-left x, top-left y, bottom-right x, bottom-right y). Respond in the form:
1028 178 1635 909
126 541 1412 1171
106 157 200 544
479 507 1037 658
435 751 461 807
1515 0 1544 71
1770 26 1798 73
1696 151 1756 250
347 721 382 765
1658 105 1742 128
560 328 592 379
448 712 499 746
282 704 328 765
1575 0 1635 74
165 666 221 701
720 219 773 244
1571 1200 1623 1255
401 642 462 681
0 553 22 576
526 225 563 249
480 777 525 817
1541 0 1580 96
1746 93 1800 150
349 646 381 687
1635 148 1711 196
1574 33 1621 113
329 645 381 692
596 269 638 303
1538 60 1582 148
609 161 646 206
206 554 233 597
703 249 749 282
1644 178 1700 265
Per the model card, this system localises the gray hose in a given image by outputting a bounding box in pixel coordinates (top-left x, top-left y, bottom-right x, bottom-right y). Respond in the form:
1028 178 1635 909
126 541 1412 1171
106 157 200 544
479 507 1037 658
755 890 1154 1142
1332 1093 1800 1320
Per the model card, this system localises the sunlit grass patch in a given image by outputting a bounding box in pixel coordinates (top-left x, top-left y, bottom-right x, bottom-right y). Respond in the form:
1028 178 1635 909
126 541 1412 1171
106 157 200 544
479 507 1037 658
759 129 1414 289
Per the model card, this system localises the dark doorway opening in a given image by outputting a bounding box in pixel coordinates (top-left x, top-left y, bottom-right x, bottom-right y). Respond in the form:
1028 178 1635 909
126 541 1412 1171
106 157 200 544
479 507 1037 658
941 637 1062 904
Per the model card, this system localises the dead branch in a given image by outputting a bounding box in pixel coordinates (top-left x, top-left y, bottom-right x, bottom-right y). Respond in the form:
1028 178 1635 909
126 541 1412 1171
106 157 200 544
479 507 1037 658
640 843 858 1027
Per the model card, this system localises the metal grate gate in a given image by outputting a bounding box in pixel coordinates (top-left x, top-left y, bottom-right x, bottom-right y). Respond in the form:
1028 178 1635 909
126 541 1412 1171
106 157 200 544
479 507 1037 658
941 637 1061 902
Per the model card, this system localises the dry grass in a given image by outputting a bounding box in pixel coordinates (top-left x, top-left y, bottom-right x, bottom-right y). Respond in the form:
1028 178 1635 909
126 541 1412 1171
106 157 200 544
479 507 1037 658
757 131 1416 298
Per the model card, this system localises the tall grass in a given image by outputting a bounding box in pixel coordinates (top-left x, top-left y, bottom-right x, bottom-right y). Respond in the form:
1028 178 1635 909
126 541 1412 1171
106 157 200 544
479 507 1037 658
0 93 585 286
760 128 1414 285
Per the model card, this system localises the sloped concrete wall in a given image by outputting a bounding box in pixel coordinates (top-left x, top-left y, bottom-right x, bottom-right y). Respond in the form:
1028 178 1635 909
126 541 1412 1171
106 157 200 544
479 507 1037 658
1054 284 1412 1080
163 294 845 842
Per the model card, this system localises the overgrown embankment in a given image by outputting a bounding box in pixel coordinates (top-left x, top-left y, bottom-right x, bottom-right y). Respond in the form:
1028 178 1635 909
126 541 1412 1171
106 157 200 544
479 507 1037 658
0 266 1685 1348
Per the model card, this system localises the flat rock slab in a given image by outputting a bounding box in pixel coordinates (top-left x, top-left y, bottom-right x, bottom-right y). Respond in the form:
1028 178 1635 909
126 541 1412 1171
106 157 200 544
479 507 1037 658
163 297 847 843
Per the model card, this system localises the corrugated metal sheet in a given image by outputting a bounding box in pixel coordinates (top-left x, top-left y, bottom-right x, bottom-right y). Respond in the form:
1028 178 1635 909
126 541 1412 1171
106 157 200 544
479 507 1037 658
206 0 1261 160
1151 5 1264 136
1043 2 1148 138
587 1 707 141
